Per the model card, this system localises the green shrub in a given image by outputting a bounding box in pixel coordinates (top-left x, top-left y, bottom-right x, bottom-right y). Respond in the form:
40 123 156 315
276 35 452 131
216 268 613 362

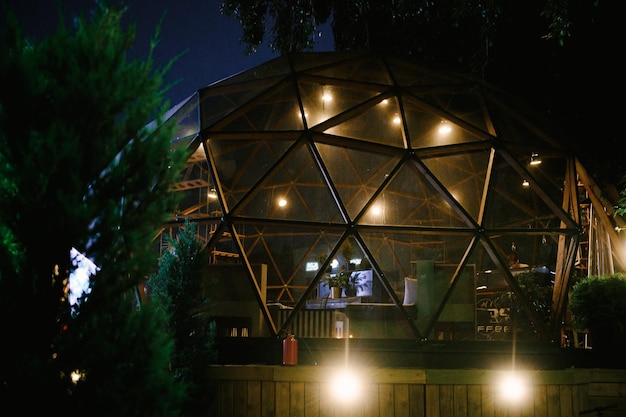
569 273 626 333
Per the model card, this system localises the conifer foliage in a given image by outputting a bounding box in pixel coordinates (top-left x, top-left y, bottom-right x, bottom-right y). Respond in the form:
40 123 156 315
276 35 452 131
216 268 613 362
148 218 218 417
0 4 187 415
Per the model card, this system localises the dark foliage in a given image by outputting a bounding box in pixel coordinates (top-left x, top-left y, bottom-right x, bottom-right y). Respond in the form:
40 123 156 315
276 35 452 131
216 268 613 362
148 218 218 417
0 4 187 414
569 274 626 334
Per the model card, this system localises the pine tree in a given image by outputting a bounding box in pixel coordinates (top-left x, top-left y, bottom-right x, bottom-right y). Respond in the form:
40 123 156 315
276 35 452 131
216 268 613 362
148 218 217 417
0 4 187 415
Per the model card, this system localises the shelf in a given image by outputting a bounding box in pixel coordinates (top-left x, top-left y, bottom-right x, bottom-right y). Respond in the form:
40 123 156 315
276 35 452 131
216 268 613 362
306 296 362 310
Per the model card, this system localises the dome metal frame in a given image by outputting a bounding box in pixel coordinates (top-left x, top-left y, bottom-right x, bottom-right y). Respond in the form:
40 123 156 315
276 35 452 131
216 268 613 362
157 52 626 345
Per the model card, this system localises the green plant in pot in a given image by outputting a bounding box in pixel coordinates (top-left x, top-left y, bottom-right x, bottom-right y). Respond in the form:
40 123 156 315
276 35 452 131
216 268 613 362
317 243 359 298
323 271 350 298
568 273 626 351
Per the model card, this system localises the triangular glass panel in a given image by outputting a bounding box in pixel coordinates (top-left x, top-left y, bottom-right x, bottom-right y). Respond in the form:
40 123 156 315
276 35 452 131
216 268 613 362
403 96 489 148
471 239 554 342
305 54 392 84
391 55 470 87
231 222 342 304
385 55 470 87
162 93 200 144
315 142 401 220
207 138 296 210
215 79 305 131
323 96 405 148
358 160 470 228
340 239 420 339
485 93 565 148
291 51 363 73
357 229 473 338
407 89 493 136
429 262 478 341
200 76 284 128
236 144 345 223
232 222 344 334
483 151 566 230
411 242 473 336
298 80 382 128
487 232 560 274
212 55 291 86
504 149 572 224
422 150 490 222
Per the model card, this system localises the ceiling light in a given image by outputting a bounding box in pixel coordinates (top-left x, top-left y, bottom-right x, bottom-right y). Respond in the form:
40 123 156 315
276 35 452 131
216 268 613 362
438 120 452 135
321 85 332 103
530 152 542 165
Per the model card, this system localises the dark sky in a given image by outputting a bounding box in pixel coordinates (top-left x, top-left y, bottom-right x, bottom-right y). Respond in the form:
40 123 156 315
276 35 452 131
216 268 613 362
3 0 334 106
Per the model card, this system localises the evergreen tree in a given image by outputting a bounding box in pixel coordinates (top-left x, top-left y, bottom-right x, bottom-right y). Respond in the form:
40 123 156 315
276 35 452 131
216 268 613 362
148 218 218 417
0 4 187 415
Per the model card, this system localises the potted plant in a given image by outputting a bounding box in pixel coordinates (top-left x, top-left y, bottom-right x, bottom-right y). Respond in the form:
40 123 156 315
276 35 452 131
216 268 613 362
317 243 368 298
323 271 350 298
568 273 626 351
317 248 352 298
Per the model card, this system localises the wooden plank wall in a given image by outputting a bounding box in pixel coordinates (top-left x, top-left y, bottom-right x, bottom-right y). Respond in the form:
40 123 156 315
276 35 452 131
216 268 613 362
275 309 345 338
584 369 626 417
204 366 626 417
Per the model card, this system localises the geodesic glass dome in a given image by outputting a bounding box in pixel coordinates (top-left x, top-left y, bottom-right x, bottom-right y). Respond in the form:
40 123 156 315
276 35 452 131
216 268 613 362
157 52 625 344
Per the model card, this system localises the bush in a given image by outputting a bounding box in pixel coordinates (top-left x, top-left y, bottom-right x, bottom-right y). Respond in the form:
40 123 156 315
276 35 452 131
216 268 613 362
569 273 626 350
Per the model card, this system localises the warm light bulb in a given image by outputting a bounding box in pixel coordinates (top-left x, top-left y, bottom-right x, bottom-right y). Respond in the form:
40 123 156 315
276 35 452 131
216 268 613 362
278 198 287 207
392 114 401 124
71 370 83 384
438 121 452 135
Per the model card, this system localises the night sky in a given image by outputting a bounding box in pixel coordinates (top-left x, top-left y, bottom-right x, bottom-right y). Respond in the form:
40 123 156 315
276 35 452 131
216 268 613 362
3 0 334 106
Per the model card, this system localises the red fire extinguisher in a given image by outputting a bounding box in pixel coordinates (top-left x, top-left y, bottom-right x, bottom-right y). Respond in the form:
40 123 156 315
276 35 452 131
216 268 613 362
282 332 298 365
